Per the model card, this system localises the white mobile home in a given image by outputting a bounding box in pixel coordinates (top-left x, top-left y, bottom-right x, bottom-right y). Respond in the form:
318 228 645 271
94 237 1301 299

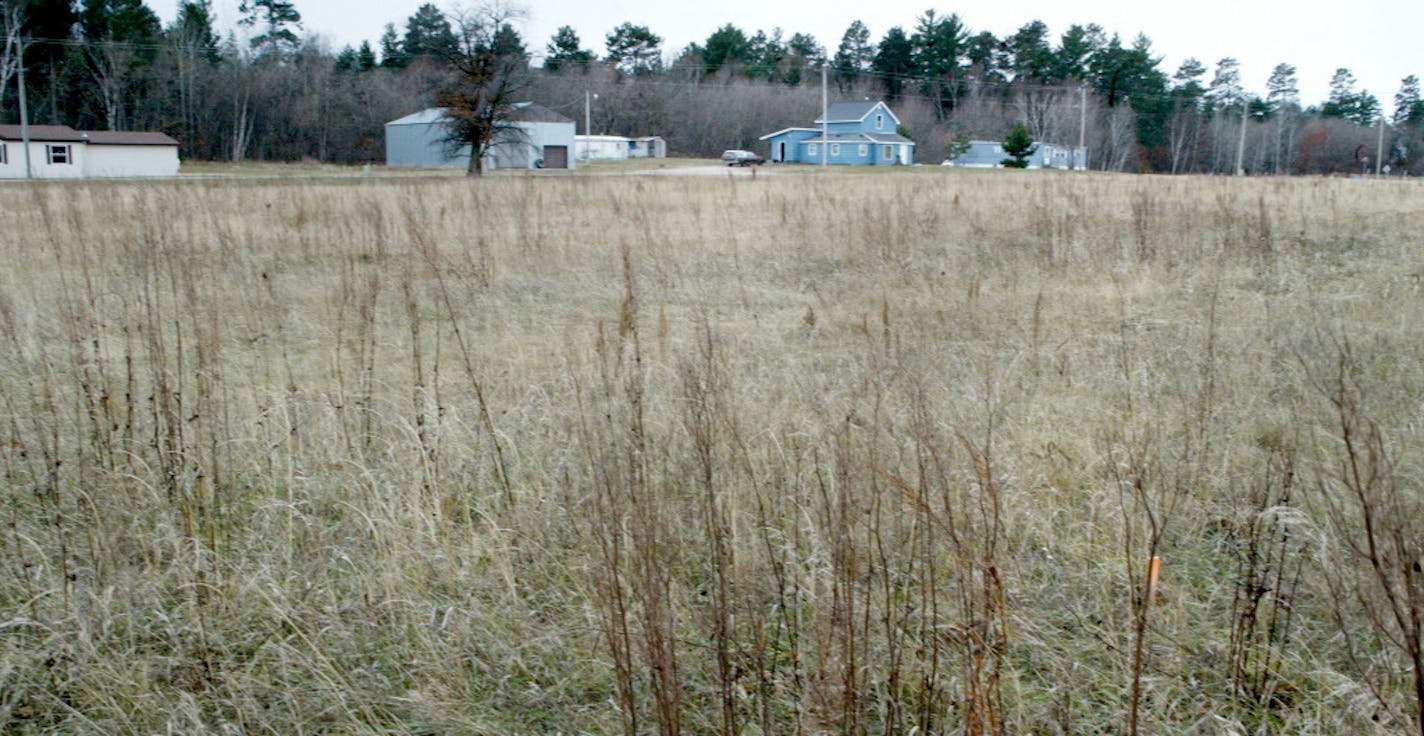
576 135 667 161
0 125 179 179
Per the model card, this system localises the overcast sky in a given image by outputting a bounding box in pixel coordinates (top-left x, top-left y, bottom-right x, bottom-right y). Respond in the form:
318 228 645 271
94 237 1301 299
151 0 1418 113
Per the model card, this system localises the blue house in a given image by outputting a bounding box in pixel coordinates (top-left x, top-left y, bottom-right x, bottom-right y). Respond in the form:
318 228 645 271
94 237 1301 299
760 100 915 166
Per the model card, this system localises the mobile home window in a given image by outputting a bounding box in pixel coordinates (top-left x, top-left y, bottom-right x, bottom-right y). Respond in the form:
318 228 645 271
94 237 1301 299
829 143 841 156
807 143 818 156
858 143 869 157
46 144 70 165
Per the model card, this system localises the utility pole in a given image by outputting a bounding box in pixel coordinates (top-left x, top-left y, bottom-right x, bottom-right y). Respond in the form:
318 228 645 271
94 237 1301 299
820 64 828 168
17 37 31 179
1376 116 1385 176
582 90 597 160
1235 103 1248 176
1078 85 1087 170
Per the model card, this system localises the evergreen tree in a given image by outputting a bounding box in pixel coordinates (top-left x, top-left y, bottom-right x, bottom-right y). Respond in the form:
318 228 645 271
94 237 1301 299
703 24 749 75
605 22 661 75
238 0 301 55
1322 68 1380 125
355 39 376 71
544 25 592 73
1394 75 1423 127
1208 57 1244 113
871 26 912 102
746 28 786 81
490 23 526 62
832 20 873 91
334 44 357 72
171 0 221 63
1265 63 1299 112
1053 24 1102 81
79 0 161 128
1008 19 1056 82
1001 120 1036 167
964 30 1004 83
378 22 408 68
910 9 966 115
781 32 821 85
403 3 457 62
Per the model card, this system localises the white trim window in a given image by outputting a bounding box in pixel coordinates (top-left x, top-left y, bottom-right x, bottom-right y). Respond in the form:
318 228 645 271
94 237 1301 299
0 142 6 165
883 145 893 159
829 143 841 156
858 143 869 157
46 144 71 165
875 113 885 130
807 143 818 157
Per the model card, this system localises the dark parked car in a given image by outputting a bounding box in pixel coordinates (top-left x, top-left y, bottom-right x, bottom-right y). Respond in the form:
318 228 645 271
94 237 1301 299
721 149 765 166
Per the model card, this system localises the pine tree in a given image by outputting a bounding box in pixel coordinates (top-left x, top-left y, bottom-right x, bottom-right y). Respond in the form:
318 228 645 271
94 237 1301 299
605 22 661 75
356 40 376 71
1392 75 1423 127
1001 120 1037 167
871 26 912 101
544 26 592 73
832 20 873 92
702 24 749 75
1323 68 1380 125
403 3 456 62
238 0 301 55
378 23 408 68
171 0 221 63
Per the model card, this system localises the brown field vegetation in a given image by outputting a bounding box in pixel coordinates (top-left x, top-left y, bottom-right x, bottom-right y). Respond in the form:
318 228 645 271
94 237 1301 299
2 169 1423 734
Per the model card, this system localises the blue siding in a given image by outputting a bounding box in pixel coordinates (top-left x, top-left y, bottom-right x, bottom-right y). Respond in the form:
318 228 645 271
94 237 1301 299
759 101 914 166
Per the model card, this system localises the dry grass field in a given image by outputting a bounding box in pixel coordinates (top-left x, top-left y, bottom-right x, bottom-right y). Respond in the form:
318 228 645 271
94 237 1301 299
2 169 1423 734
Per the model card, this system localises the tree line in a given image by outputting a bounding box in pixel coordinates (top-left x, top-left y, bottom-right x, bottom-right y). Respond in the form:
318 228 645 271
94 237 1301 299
2 0 1421 174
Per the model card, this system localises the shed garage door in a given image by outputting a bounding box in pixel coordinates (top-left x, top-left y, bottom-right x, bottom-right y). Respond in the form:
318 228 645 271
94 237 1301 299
542 145 568 169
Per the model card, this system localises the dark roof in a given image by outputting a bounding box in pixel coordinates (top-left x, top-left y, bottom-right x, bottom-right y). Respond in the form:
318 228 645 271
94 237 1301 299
83 130 179 146
0 124 87 142
816 100 890 123
505 102 574 124
0 125 178 146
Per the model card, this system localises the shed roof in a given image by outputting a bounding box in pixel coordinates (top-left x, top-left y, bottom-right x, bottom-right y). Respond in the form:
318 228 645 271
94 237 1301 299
83 130 179 146
387 103 573 127
0 125 178 146
0 124 88 142
506 102 574 124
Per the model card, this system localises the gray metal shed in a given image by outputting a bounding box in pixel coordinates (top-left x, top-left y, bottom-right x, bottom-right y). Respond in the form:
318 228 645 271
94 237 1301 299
384 103 576 170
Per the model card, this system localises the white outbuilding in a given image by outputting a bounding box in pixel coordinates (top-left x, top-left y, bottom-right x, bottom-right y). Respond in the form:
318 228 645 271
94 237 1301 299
0 125 180 179
385 102 577 170
575 134 667 161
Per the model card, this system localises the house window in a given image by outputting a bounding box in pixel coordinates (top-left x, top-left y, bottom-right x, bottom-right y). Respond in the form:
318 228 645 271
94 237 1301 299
883 145 893 159
807 143 818 156
829 143 841 156
875 113 885 130
0 142 6 165
46 144 70 165
858 144 868 157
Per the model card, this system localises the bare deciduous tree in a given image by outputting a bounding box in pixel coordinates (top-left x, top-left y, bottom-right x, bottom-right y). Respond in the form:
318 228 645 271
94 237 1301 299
436 3 530 176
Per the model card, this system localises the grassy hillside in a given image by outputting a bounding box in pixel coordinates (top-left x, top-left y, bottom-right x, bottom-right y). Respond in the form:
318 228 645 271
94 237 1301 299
2 170 1422 734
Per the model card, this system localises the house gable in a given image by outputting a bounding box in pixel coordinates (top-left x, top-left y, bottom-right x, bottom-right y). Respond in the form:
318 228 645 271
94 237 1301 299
759 101 913 165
